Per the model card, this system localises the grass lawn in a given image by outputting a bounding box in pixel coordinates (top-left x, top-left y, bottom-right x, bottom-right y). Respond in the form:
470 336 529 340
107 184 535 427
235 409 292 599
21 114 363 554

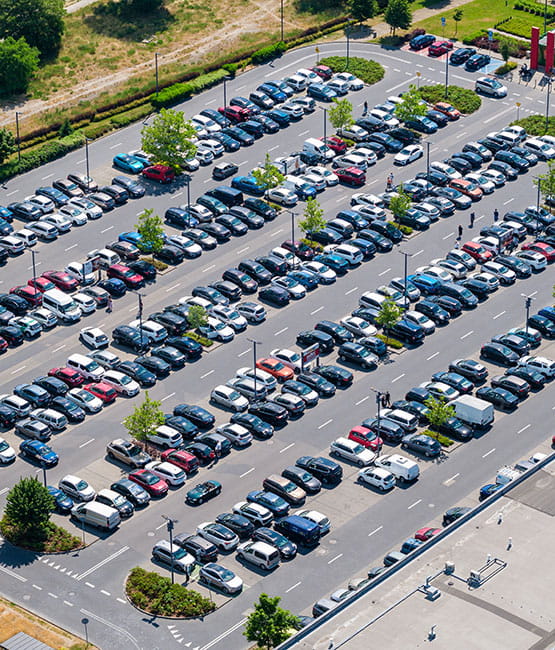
413 0 542 41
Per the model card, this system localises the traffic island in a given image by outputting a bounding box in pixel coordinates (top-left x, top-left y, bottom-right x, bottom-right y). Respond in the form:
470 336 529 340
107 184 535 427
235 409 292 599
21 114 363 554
0 519 83 554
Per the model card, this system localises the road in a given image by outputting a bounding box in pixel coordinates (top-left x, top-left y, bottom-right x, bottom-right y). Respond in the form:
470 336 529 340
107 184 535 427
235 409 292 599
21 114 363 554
0 41 553 650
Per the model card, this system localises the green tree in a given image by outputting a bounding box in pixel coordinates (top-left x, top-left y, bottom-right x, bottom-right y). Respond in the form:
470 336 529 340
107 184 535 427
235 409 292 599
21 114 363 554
384 0 412 35
535 160 555 210
187 304 208 329
425 395 455 429
136 208 165 253
251 153 285 191
0 0 65 56
58 118 73 138
123 391 165 442
299 197 326 245
0 127 15 164
141 108 197 172
349 0 378 23
389 185 412 222
500 42 510 64
328 97 354 131
375 297 402 345
0 36 40 96
244 593 299 650
453 8 463 36
393 84 427 122
4 477 54 537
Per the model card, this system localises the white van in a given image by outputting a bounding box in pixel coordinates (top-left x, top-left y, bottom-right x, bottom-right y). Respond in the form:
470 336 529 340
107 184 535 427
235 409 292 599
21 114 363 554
236 541 280 570
491 130 520 147
285 75 307 92
147 425 183 449
67 353 105 381
13 229 37 247
523 138 555 160
381 408 418 433
87 248 120 269
359 291 388 311
70 501 121 531
30 408 68 431
303 138 335 162
374 453 420 482
42 288 82 323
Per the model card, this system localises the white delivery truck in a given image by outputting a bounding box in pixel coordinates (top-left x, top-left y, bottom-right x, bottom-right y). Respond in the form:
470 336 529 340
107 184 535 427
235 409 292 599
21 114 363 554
452 395 494 430
303 138 335 162
495 466 522 486
70 502 121 531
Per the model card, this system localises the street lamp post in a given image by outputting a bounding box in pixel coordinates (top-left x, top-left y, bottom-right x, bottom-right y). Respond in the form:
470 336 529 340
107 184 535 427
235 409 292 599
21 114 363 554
183 174 192 227
15 112 22 162
444 52 450 99
546 74 552 131
29 249 39 289
155 52 160 96
247 338 262 399
289 211 296 264
42 467 47 487
398 250 412 311
522 293 534 336
162 515 178 584
81 618 89 649
516 101 521 121
426 141 431 194
85 137 92 192
319 106 328 143
280 0 284 42
346 20 354 71
535 177 542 237
130 291 145 338
370 388 384 432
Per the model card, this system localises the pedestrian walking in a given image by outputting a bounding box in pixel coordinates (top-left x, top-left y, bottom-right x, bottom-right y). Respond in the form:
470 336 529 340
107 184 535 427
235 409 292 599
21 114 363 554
469 211 475 228
381 394 387 408
385 391 391 407
106 295 113 313
363 100 368 116
454 239 460 249
511 234 518 252
457 224 463 240
493 208 499 222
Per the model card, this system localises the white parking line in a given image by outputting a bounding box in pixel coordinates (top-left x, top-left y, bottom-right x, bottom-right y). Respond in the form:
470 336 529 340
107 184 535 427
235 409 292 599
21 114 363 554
48 593 58 599
356 395 369 405
174 191 183 198
65 244 78 251
299 129 310 136
161 392 176 402
200 618 248 650
280 443 295 454
446 472 460 483
274 327 288 336
10 366 26 375
493 311 505 320
85 582 95 588
482 448 496 458
285 581 302 593
109 142 123 149
345 286 358 295
42 173 54 180
368 525 383 537
155 522 166 530
165 283 181 292
378 267 391 276
391 373 405 383
268 145 279 152
52 344 65 353
32 584 42 590
6 189 18 196
101 590 111 596
310 306 324 315
271 228 284 236
503 198 514 205
327 553 343 565
442 232 453 240
386 76 416 93
79 438 95 448
201 370 214 379
101 226 113 233
240 467 255 478
237 246 250 255
64 600 74 607
237 348 251 357
238 160 249 166
455 131 467 139
318 418 333 429
202 264 216 273
407 499 422 510
460 330 473 339
412 249 423 257
206 99 215 105
426 352 439 361
529 290 538 297
517 424 531 434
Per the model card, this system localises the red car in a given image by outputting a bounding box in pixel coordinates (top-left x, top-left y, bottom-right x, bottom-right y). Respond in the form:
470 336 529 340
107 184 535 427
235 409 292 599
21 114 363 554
0 336 8 353
428 40 453 57
461 241 493 263
322 136 347 154
256 357 294 383
83 382 117 404
28 277 56 292
128 469 168 497
41 270 79 292
10 285 42 306
141 165 175 184
161 449 199 473
434 102 461 120
280 240 315 261
348 426 383 452
335 166 366 187
522 241 555 261
106 263 145 289
218 105 250 123
449 178 483 201
311 64 333 80
48 367 85 387
415 527 441 542
106 241 140 261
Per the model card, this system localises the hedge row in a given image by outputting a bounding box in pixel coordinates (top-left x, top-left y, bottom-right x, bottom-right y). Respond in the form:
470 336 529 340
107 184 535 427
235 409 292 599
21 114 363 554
418 85 481 114
422 429 455 447
152 69 229 109
185 332 213 347
462 30 529 57
494 61 518 75
514 0 555 20
251 41 287 64
318 56 385 85
376 334 404 350
511 114 555 137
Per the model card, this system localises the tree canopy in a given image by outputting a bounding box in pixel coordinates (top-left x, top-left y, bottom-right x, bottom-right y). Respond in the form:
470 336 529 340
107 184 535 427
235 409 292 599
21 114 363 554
394 84 427 122
389 186 412 221
4 477 54 536
299 197 326 243
384 0 412 35
244 593 299 650
375 298 403 344
328 97 355 131
251 153 285 190
0 127 15 164
349 0 378 23
0 37 40 97
425 396 455 429
141 108 197 172
187 304 208 329
123 391 165 441
136 208 165 253
0 0 65 56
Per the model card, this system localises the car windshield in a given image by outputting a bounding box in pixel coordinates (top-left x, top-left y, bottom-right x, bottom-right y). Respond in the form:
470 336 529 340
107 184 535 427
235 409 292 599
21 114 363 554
76 480 88 490
119 375 131 385
144 473 159 485
79 391 94 402
228 390 241 400
174 548 188 560
113 495 126 506
216 566 234 581
0 441 9 452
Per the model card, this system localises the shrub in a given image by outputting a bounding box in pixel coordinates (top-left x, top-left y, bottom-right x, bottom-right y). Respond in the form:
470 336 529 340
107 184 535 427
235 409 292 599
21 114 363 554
494 61 518 75
139 256 168 271
319 56 385 85
185 332 213 347
376 333 404 349
422 429 455 447
511 114 555 137
0 519 81 552
251 41 287 65
126 567 216 617
222 62 239 76
152 69 228 109
497 17 538 39
388 221 412 235
418 85 481 114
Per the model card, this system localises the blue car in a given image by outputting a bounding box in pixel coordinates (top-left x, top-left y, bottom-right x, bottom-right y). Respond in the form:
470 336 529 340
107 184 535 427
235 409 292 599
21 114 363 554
0 218 13 236
113 153 145 174
262 109 291 127
479 483 503 501
247 490 290 517
538 306 555 323
314 253 349 274
47 486 74 514
407 273 442 295
231 175 265 196
288 270 319 290
288 182 316 200
118 231 145 247
98 278 127 297
19 439 59 467
0 206 13 222
405 116 438 134
400 537 424 554
258 83 287 102
307 83 337 102
36 186 69 207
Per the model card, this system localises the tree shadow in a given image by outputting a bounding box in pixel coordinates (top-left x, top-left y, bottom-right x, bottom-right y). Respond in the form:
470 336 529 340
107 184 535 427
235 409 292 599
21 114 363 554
84 2 175 41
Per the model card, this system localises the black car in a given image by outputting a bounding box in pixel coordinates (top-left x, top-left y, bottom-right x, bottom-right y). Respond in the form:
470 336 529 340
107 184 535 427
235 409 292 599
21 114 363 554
488 160 518 180
259 286 290 307
0 294 28 315
165 336 203 360
32 376 68 398
252 527 297 560
505 367 546 390
358 336 388 357
222 268 259 294
296 372 336 397
0 326 23 346
282 380 319 407
215 512 255 539
448 358 488 383
391 399 430 425
388 127 420 145
431 371 473 394
198 222 231 244
112 325 150 353
215 214 248 236
155 244 185 265
186 480 222 505
98 278 127 297
350 238 376 260
361 417 404 443
251 114 280 133
367 220 403 243
476 386 519 410
450 46 476 64
7 201 42 222
480 342 519 366
478 137 508 154
296 330 334 353
414 300 450 325
197 433 231 455
182 228 218 251
433 417 473 441
182 442 214 464
313 364 353 387
367 133 403 153
238 259 273 284
210 280 242 302
134 355 171 378
100 184 128 204
110 478 150 507
405 386 432 404
426 110 449 127
116 360 157 387
230 206 265 230
453 150 482 169
401 433 441 458
459 277 490 300
165 207 195 229
221 126 254 146
14 383 50 407
230 412 274 439
338 342 378 369
495 150 528 172
174 533 218 563
443 506 471 526
149 311 188 336
416 169 449 187
0 404 17 428
128 260 157 281
243 197 277 220
256 255 287 276
112 176 146 198
491 334 529 356
173 404 215 429
491 375 529 399
447 156 472 174
295 455 342 485
385 319 425 345
281 465 321 494
427 294 462 317
528 314 555 338
164 415 198 440
465 53 490 71
358 229 393 252
248 400 289 426
50 396 86 423
314 320 354 344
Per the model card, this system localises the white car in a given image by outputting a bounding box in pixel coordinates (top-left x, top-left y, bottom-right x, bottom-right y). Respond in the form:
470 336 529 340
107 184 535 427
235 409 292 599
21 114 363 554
233 501 273 526
67 388 103 413
58 204 88 226
350 192 384 207
420 381 460 401
297 509 330 534
480 168 506 186
146 425 183 449
472 236 500 255
29 308 58 329
517 355 555 377
101 370 140 397
271 246 300 269
300 173 326 192
289 97 316 113
337 125 369 142
430 161 461 179
357 466 395 491
235 366 277 392
370 108 399 127
280 101 304 120
466 173 495 194
89 349 120 370
0 437 16 464
79 326 109 349
179 295 213 311
481 261 516 284
192 114 221 133
165 235 203 257
195 144 214 165
307 166 339 186
446 248 477 270
0 394 31 418
0 235 25 254
200 138 224 157
13 229 37 247
215 423 253 447
515 250 547 271
413 202 440 221
68 197 103 220
9 315 42 338
270 348 303 373
272 276 306 299
333 72 364 90
416 265 453 283
236 301 266 323
351 147 377 166
265 186 298 207
198 316 235 342
180 202 211 222
41 213 72 233
333 152 367 170
430 258 467 279
210 305 247 332
394 144 424 165
196 522 239 551
73 292 97 314
65 262 95 285
325 244 363 266
26 221 58 240
26 194 55 213
302 261 336 283
59 474 95 501
129 319 167 344
340 316 377 338
330 437 375 467
210 385 249 412
352 204 386 220
145 460 186 486
404 310 435 335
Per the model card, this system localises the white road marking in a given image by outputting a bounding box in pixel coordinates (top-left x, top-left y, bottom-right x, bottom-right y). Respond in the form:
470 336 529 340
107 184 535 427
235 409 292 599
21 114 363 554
32 584 42 590
0 567 27 582
85 582 95 588
327 553 343 565
484 106 514 123
165 283 181 292
109 142 123 149
79 438 95 448
155 522 166 530
426 352 439 361
455 131 467 139
42 173 54 180
237 246 250 255
299 129 310 136
64 600 74 607
238 160 249 166
206 99 215 105
356 395 369 405
368 525 383 537
48 592 58 599
274 327 288 336
268 145 279 152
116 597 126 604
386 76 416 93
407 498 422 510
77 546 129 581
6 189 19 196
237 348 251 357
161 392 176 402
240 467 255 478
79 608 140 650
412 249 423 257
460 330 473 339
280 442 295 454
101 226 113 233
503 198 514 205
10 366 26 375
101 589 111 596
529 290 537 297
446 473 460 483
201 370 214 379
202 264 216 273
174 192 183 198
286 581 302 593
310 306 324 315
517 424 530 434
378 267 391 276
318 418 333 429
493 311 505 320
391 373 405 383
200 618 248 650
482 448 496 458
65 244 78 251
442 232 453 240
271 228 284 236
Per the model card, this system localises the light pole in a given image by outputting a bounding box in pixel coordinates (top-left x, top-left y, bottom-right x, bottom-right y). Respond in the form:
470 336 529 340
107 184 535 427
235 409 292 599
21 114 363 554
535 177 542 237
319 106 328 142
398 250 412 311
85 137 92 192
345 20 354 71
545 73 552 131
155 52 160 96
444 51 450 99
426 141 431 194
369 388 384 432
130 290 145 338
183 173 192 227
29 249 39 289
416 71 421 89
15 112 22 162
516 101 521 121
289 210 296 255
247 338 262 399
162 515 178 584
545 0 548 35
522 293 534 336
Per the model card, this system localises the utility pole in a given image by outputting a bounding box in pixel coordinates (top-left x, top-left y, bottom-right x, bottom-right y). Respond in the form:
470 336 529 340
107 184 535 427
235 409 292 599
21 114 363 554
535 177 542 238
319 106 328 143
155 52 160 96
546 73 552 132
247 338 262 399
398 250 412 311
370 388 385 432
444 51 450 99
290 211 297 265
280 0 284 42
130 290 145 339
162 515 178 584
29 249 39 289
522 293 534 336
85 137 92 192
